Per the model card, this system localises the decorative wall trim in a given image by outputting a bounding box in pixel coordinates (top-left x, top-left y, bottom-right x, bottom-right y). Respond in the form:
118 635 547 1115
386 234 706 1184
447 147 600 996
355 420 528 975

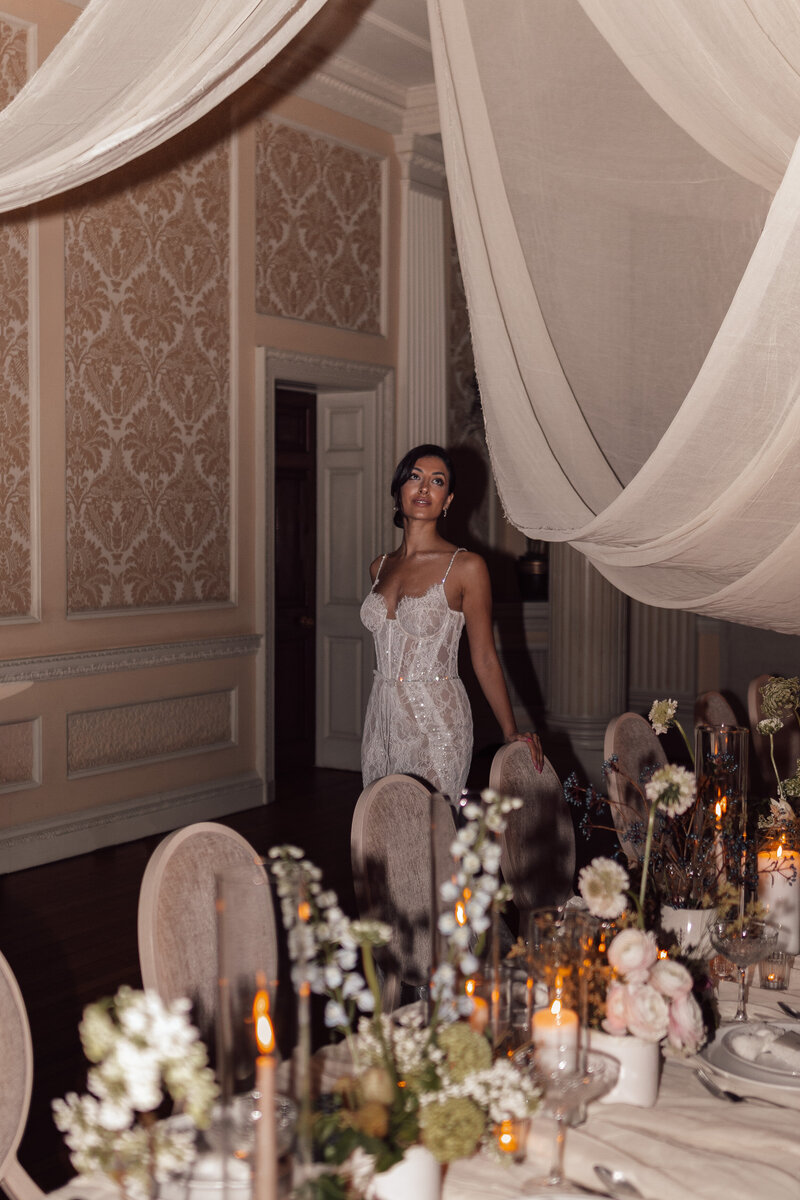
0 633 260 683
295 63 439 136
67 689 236 777
0 771 269 874
0 716 40 792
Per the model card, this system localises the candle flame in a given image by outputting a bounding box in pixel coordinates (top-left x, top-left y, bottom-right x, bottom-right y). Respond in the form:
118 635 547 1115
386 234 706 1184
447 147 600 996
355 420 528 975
777 842 783 859
550 998 562 1017
455 899 467 925
298 900 311 922
715 801 722 820
658 949 668 959
253 989 275 1055
465 977 476 997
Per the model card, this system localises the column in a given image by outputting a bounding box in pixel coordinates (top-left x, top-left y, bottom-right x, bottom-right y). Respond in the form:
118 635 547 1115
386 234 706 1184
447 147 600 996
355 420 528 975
547 542 628 783
393 133 448 450
628 600 697 715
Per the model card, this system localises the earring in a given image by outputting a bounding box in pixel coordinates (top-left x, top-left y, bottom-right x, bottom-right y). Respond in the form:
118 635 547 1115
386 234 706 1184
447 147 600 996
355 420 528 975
443 507 449 518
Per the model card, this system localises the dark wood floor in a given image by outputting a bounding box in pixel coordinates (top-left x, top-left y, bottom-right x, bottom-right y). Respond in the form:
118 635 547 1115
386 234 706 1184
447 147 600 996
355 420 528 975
0 767 364 1190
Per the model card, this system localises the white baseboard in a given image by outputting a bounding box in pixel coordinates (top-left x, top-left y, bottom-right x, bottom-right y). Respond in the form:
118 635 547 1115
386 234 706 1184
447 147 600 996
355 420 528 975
0 771 271 873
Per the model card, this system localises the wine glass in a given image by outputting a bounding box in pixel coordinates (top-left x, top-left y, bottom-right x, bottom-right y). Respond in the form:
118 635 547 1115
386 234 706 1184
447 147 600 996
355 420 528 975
709 917 779 1022
517 1049 620 1192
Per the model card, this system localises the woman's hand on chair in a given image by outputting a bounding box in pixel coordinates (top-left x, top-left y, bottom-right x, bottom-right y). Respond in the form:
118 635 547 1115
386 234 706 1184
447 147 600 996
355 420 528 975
505 730 543 772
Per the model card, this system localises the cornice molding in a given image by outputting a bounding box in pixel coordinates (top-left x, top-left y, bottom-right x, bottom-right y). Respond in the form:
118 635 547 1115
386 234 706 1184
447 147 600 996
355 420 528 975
296 61 440 137
393 132 447 189
0 634 261 683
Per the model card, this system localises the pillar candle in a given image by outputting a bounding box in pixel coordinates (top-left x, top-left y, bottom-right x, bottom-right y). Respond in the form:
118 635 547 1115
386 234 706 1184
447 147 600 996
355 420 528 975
532 999 578 1071
758 844 800 955
253 989 277 1200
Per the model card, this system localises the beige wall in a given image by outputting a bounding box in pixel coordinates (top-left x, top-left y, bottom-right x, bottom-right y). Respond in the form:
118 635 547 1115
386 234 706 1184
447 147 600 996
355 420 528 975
0 2 408 868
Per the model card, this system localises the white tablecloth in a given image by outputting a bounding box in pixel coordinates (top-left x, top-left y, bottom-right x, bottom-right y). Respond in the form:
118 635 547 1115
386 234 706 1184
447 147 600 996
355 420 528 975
51 968 800 1200
445 965 800 1200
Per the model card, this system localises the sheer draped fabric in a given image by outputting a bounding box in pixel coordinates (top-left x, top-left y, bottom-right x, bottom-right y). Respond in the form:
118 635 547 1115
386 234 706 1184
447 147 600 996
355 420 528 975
429 0 800 633
1 1 800 629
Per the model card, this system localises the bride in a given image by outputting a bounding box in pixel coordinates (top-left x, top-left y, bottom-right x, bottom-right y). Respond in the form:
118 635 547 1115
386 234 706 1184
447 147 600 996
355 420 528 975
360 443 543 801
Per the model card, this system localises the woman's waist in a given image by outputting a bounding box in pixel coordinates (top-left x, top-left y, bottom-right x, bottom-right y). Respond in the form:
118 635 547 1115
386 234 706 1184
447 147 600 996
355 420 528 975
372 668 462 686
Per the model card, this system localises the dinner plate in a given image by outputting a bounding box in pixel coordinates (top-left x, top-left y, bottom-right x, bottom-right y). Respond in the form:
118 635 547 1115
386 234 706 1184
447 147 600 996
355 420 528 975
701 1020 800 1091
721 1024 800 1078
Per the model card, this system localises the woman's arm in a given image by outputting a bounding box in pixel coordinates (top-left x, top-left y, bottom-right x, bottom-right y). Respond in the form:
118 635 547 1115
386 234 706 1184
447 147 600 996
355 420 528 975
457 554 544 770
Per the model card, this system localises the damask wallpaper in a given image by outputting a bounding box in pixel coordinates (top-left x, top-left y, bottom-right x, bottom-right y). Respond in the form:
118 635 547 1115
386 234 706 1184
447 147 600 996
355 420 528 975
65 142 231 612
0 18 31 619
255 118 382 333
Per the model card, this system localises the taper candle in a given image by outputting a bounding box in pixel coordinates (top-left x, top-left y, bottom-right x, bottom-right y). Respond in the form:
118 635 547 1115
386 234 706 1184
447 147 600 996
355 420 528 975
253 987 277 1200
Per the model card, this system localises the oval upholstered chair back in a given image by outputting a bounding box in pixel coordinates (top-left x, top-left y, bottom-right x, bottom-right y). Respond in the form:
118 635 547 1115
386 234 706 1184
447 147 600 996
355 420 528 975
603 713 667 867
489 741 575 920
351 774 456 1011
0 950 46 1200
138 822 277 1047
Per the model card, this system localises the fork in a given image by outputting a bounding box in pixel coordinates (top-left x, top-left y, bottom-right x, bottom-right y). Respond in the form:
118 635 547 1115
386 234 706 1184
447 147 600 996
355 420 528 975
694 1067 796 1110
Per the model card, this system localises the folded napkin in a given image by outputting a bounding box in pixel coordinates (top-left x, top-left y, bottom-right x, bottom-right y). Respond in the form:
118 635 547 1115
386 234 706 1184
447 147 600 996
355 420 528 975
728 1025 800 1071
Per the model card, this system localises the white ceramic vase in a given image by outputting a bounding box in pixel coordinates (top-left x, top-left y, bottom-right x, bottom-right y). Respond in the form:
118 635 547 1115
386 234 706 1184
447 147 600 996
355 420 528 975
588 1028 661 1108
369 1145 442 1200
660 904 715 959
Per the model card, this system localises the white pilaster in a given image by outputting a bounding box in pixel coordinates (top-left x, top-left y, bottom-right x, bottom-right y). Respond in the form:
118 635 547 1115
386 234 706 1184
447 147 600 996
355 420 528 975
628 600 697 713
394 133 448 450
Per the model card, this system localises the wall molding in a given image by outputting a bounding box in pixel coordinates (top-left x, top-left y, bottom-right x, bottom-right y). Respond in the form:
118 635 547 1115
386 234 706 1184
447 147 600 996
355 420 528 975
0 633 260 683
0 770 268 873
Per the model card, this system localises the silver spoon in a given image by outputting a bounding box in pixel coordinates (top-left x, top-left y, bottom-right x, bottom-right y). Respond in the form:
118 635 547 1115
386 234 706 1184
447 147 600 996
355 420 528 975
695 1066 795 1109
778 1000 800 1020
593 1165 645 1199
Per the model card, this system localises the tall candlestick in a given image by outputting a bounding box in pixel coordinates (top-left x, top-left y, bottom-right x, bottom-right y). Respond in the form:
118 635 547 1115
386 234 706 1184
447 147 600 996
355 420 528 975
758 843 800 954
253 987 277 1200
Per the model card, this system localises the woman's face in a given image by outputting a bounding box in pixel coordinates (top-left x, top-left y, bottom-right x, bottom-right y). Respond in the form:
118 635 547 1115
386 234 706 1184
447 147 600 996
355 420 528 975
399 455 454 522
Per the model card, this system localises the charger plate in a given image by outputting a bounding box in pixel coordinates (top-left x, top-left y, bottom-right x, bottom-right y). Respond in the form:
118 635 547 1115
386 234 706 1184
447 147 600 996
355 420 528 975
701 1020 800 1091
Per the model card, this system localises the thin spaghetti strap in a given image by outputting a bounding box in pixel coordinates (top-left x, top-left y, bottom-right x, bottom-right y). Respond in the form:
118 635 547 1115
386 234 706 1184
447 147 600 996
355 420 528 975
441 547 465 583
372 553 388 588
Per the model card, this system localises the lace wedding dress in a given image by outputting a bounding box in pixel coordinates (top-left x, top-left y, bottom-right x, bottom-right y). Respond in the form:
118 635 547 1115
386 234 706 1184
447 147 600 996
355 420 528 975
360 549 472 802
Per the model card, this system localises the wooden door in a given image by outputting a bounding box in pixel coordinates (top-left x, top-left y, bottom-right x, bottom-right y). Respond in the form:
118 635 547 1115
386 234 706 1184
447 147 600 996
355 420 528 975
315 391 376 770
274 388 316 770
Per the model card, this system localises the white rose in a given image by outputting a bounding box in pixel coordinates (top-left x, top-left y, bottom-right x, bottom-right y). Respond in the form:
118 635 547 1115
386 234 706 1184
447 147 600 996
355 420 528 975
607 928 658 983
667 991 705 1053
649 957 692 999
624 984 669 1043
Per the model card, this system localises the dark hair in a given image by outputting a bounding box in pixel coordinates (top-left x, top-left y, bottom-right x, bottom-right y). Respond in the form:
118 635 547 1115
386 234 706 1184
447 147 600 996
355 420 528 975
390 444 455 529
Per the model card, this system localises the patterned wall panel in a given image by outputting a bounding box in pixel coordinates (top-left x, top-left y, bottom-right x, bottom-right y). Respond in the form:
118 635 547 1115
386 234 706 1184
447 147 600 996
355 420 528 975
0 17 32 619
67 690 235 775
255 118 382 333
65 142 231 612
0 718 39 788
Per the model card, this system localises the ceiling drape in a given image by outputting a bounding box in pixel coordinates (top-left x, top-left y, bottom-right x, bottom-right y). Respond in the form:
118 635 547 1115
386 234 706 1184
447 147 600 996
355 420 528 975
0 0 326 212
429 0 800 634
0 0 798 631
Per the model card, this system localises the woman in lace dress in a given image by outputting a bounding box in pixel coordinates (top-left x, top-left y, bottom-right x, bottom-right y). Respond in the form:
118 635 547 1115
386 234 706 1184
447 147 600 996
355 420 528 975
360 444 543 801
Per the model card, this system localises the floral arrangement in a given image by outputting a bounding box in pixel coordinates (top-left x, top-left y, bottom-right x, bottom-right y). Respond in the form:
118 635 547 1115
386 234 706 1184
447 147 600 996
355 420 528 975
53 986 217 1200
576 860 706 1054
756 675 800 810
268 789 540 1198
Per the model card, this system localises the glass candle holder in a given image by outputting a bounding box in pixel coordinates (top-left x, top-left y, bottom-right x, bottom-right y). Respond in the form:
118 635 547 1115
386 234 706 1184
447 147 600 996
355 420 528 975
758 950 794 990
494 1116 530 1163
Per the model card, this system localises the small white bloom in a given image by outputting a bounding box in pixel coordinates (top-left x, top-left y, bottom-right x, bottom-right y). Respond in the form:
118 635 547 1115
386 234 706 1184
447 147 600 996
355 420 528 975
645 765 695 817
577 857 629 919
648 698 677 736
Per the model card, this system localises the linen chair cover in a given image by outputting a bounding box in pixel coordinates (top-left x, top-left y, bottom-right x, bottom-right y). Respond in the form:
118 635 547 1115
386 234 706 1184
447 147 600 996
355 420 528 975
694 691 737 729
0 950 46 1200
603 713 667 867
137 822 277 1046
748 674 800 799
488 742 576 919
351 774 456 1011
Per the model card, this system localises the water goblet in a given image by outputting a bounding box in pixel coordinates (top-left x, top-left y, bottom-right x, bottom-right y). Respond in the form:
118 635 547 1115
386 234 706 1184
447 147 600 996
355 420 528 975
709 917 779 1022
516 1049 619 1192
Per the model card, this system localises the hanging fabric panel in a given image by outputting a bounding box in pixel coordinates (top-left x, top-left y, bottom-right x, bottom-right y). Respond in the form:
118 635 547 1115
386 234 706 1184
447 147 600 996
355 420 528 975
429 0 800 634
0 0 326 213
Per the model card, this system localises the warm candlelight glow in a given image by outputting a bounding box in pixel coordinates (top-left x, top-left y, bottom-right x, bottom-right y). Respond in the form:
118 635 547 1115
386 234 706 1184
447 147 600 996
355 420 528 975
455 886 471 927
550 997 561 1017
715 801 722 824
469 994 490 1033
254 988 275 1055
497 1118 518 1154
777 842 783 860
465 977 476 997
298 899 311 922
658 949 668 959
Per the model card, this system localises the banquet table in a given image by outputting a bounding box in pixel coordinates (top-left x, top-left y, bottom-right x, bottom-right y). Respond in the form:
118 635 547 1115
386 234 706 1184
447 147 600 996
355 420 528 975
443 963 800 1200
51 966 800 1200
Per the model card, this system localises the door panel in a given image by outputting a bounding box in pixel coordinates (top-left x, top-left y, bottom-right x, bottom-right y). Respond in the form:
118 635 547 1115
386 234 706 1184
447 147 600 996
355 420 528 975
316 393 376 770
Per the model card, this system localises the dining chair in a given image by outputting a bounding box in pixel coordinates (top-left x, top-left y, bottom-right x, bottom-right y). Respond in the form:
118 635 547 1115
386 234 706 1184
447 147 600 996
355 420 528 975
351 774 457 1011
488 741 576 921
693 690 737 729
137 821 277 1046
603 713 667 867
0 949 45 1200
748 673 800 796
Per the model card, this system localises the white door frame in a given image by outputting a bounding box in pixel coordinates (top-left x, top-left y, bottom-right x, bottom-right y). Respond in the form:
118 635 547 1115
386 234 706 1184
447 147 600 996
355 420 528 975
257 348 394 789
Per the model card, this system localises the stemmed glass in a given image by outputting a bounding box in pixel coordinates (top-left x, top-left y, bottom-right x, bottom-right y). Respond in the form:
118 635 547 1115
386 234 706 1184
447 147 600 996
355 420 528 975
515 1049 620 1192
709 917 779 1022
